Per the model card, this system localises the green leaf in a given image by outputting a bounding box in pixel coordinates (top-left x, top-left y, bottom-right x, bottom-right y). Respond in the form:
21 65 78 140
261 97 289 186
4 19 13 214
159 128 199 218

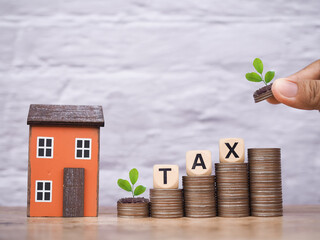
117 179 132 192
134 185 146 196
253 58 263 74
129 168 139 185
245 72 263 82
265 71 275 84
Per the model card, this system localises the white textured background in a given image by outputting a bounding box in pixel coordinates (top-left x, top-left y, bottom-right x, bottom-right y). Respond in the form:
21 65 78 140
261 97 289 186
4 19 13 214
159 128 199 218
0 0 319 206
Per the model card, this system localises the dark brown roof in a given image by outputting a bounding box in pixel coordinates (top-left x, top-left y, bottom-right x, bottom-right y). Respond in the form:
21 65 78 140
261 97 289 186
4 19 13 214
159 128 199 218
27 104 104 127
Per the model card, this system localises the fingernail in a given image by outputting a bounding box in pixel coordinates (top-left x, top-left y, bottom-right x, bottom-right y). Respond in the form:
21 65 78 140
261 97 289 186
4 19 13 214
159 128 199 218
275 78 298 98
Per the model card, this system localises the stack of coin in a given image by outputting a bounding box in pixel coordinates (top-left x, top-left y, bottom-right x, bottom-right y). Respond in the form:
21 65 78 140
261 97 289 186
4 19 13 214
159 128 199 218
248 148 283 217
253 84 273 103
117 198 150 218
182 176 216 218
149 189 184 218
215 163 250 217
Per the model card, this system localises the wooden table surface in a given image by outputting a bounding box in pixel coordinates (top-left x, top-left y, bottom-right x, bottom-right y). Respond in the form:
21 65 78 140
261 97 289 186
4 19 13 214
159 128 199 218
1 206 320 240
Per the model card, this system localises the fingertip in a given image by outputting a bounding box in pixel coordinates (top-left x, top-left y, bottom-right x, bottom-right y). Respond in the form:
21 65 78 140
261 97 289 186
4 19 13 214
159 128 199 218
271 78 296 103
271 78 308 109
271 78 282 103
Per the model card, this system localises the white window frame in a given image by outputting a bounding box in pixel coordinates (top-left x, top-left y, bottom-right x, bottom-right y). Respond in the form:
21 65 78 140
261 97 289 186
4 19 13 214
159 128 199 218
75 138 92 160
37 137 54 159
35 180 52 202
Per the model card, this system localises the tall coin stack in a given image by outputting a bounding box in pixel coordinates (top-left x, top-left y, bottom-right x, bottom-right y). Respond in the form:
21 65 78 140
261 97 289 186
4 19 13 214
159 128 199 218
149 189 184 218
215 163 250 217
248 148 283 217
182 176 216 218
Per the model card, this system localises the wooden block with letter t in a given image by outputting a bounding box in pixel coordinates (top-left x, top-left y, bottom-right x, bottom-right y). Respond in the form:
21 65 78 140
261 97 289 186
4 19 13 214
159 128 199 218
186 150 212 176
153 165 179 189
219 138 245 163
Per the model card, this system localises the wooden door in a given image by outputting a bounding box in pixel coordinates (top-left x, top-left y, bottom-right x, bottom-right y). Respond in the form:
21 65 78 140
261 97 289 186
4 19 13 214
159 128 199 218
63 168 85 217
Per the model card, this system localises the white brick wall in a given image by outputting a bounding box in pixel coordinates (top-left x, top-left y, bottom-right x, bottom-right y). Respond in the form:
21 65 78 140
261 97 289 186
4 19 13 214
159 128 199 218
0 0 319 206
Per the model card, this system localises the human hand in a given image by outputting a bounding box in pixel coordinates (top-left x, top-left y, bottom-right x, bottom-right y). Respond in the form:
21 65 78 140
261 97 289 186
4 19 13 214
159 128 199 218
267 60 320 110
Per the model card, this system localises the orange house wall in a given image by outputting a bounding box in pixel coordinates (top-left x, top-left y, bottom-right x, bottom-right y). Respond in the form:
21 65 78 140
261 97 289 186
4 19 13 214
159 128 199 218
28 126 100 217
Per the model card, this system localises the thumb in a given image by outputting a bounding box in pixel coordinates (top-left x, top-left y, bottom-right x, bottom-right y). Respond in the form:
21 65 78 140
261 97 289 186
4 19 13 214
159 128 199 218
272 78 320 110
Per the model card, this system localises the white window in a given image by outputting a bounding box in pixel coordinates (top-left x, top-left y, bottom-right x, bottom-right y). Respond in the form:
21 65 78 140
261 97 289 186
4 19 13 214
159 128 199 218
75 138 91 159
37 137 54 158
35 180 52 202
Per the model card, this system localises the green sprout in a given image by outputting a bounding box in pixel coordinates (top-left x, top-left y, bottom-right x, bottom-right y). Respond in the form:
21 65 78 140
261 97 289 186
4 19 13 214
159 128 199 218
245 58 275 86
117 168 146 198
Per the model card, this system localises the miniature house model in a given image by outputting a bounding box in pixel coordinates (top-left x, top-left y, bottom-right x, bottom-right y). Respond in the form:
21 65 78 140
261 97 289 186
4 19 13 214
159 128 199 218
27 104 104 217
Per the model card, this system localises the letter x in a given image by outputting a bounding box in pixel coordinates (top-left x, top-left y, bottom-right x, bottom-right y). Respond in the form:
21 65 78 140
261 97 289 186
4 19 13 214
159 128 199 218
225 142 239 158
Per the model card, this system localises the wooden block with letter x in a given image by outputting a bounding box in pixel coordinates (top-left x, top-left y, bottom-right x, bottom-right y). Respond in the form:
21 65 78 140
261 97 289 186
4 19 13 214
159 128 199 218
153 165 179 189
186 150 212 176
219 138 245 163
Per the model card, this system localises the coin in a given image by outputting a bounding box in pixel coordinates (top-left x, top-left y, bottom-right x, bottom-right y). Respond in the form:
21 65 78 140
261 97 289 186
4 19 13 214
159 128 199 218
150 189 184 218
117 198 150 218
248 148 283 217
182 175 216 218
253 84 274 103
215 163 250 217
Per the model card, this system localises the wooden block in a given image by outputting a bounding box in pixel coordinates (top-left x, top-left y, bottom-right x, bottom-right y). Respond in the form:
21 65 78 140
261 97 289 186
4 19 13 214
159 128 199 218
63 168 85 217
186 150 212 176
153 165 179 189
219 138 245 163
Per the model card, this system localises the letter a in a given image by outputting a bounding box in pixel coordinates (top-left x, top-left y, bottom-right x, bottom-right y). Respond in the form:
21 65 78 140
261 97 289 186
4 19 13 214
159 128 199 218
191 154 207 169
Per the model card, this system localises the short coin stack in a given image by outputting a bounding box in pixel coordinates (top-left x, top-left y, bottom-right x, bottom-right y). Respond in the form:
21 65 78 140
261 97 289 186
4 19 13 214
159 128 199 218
149 189 184 218
215 163 250 217
248 148 283 217
182 176 216 218
117 198 150 218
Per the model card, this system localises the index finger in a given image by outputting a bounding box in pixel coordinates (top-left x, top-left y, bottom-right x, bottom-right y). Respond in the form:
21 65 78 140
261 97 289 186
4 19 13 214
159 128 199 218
288 59 320 81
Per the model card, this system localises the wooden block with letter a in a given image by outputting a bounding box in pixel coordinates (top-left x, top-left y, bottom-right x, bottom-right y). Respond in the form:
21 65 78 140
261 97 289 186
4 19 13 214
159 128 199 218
63 168 85 217
186 150 212 176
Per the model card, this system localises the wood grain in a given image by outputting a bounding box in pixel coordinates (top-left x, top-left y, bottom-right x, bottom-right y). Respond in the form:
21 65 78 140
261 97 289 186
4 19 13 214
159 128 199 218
27 126 31 217
27 104 104 127
63 168 85 217
1 206 320 240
